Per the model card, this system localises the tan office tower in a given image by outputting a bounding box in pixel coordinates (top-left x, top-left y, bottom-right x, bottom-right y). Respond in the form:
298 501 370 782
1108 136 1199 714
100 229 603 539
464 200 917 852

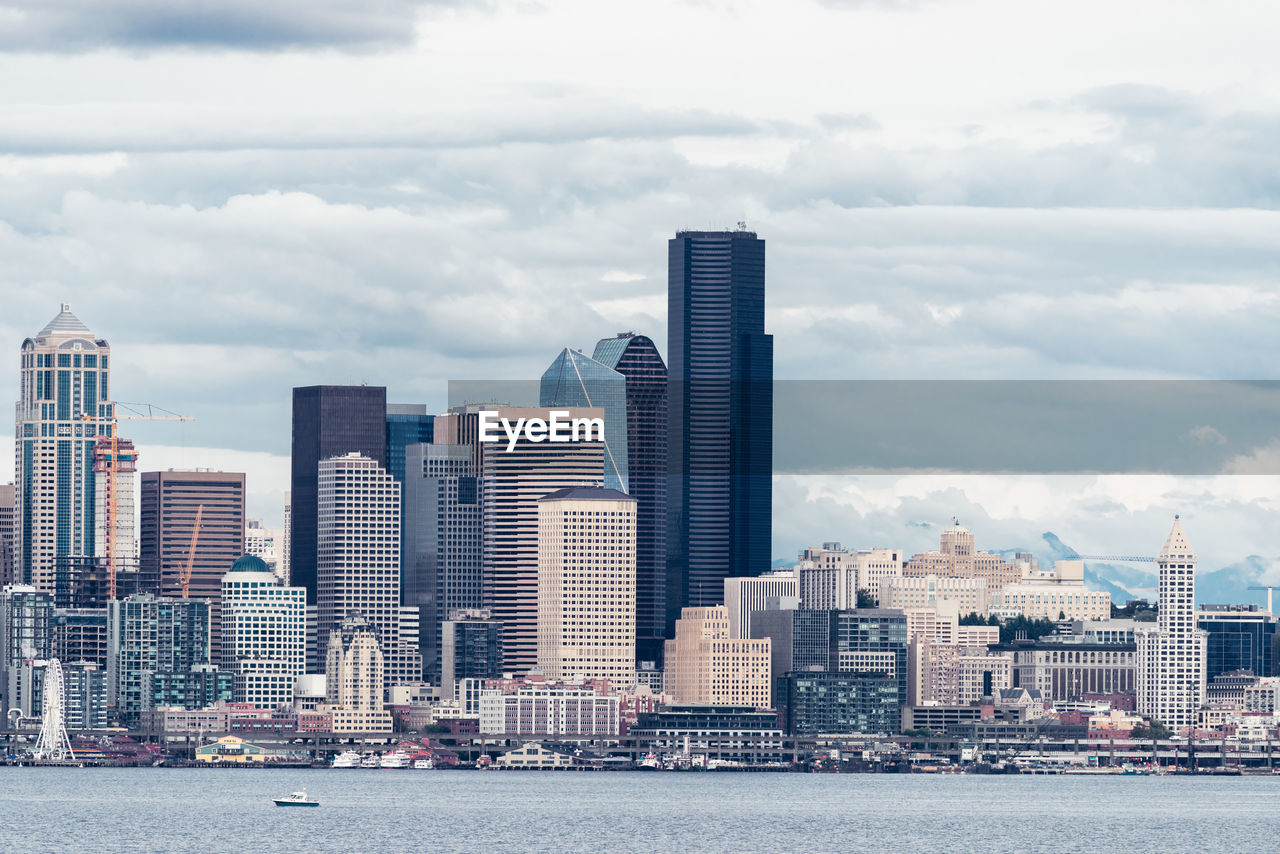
15 305 114 593
664 605 771 708
139 469 246 661
537 487 637 688
477 406 605 675
0 483 14 587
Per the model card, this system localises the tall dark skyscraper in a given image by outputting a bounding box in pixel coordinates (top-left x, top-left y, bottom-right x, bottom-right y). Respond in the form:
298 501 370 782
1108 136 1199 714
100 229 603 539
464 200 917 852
666 228 773 629
385 403 435 487
290 385 387 604
593 332 668 664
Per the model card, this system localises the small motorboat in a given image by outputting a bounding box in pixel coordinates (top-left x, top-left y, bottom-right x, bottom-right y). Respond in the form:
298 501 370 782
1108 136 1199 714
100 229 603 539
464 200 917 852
273 790 320 807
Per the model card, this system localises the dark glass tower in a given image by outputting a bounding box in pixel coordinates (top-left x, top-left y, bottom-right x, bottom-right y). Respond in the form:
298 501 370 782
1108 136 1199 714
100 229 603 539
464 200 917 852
666 229 773 630
385 404 435 487
290 385 387 604
593 332 668 664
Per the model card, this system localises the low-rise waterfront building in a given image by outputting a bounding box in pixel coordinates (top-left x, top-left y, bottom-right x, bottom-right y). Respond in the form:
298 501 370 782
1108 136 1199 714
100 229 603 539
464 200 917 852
478 683 620 737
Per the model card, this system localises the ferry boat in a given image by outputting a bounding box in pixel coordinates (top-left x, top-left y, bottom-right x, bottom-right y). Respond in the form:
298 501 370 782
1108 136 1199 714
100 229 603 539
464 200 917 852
413 757 434 770
380 750 412 769
273 790 320 807
359 754 381 769
331 750 362 769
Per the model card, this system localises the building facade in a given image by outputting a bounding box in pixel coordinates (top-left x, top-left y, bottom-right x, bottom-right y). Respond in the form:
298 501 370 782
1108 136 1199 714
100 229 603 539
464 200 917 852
139 469 245 661
663 606 771 708
591 332 668 665
1135 518 1207 730
220 555 306 710
539 348 629 492
903 522 1026 589
536 487 637 688
0 483 14 587
478 683 620 737
440 609 503 701
1197 604 1279 680
878 575 989 616
777 672 901 736
290 385 388 605
666 229 773 625
106 593 212 721
15 305 114 593
723 570 798 639
479 406 605 675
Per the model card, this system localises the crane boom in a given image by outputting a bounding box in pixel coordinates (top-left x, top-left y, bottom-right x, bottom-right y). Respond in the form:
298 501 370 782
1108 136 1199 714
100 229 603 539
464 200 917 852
181 504 204 599
1065 554 1156 563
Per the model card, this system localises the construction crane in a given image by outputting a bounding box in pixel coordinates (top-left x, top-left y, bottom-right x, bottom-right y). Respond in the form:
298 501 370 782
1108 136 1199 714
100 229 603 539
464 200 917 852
180 504 204 598
1063 553 1156 563
84 403 196 600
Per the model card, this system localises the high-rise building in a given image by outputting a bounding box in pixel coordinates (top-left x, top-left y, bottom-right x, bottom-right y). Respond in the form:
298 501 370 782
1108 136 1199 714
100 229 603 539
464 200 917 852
663 605 771 707
0 484 15 587
281 492 292 585
92 436 138 591
52 607 109 669
903 522 1029 589
592 332 668 664
723 570 798 639
666 229 773 627
1136 517 1207 731
244 519 285 581
539 348 628 492
1197 604 1280 680
220 555 306 710
403 442 483 682
385 403 435 487
290 385 387 605
479 406 605 675
139 469 245 661
0 585 54 669
316 453 420 683
324 612 394 732
536 487 637 688
796 544 904 609
440 608 503 701
106 593 212 722
830 609 909 711
16 305 115 593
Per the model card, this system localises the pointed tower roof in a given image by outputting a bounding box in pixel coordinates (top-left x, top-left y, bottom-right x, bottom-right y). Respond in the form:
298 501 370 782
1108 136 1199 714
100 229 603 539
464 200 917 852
1159 515 1195 560
37 303 92 339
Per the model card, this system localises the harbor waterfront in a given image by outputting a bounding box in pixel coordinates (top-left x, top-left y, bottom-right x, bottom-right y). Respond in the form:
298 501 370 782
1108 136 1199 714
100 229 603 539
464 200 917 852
4 768 1280 853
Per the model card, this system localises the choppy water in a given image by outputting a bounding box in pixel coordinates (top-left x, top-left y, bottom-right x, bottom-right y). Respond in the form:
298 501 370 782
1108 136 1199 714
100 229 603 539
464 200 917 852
3 767 1277 853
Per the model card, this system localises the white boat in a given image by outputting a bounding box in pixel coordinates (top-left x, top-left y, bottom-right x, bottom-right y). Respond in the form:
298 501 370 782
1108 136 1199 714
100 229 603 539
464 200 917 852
359 754 381 769
413 758 433 770
331 750 361 769
379 750 411 769
273 790 319 807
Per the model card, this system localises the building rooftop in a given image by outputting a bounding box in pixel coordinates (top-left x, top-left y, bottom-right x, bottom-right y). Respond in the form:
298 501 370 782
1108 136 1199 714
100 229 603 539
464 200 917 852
226 555 271 574
36 303 93 339
539 486 635 502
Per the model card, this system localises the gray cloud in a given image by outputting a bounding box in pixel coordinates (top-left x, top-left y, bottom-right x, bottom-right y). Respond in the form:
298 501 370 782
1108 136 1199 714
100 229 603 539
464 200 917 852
0 0 449 52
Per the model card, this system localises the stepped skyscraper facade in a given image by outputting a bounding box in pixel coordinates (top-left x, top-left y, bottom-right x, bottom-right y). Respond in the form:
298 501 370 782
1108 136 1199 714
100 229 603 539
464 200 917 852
16 305 114 593
1136 517 1207 731
666 229 773 629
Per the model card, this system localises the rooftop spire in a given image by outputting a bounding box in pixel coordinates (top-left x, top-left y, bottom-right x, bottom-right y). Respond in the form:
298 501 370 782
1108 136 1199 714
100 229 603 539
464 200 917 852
1159 515 1195 560
37 303 92 339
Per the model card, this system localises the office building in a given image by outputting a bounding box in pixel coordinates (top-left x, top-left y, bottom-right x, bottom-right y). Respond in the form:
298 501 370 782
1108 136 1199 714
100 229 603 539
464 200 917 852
536 487 637 687
5 659 110 730
797 545 903 609
666 228 773 625
92 436 138 589
749 607 830 706
385 403 435 487
403 442 483 682
15 305 114 593
592 332 668 664
52 607 108 669
220 555 306 710
989 561 1111 621
777 672 901 736
904 522 1028 589
324 613 393 732
316 453 420 683
290 385 387 605
139 469 245 661
1002 640 1137 702
478 683 620 737
0 484 16 587
1136 517 1208 730
1 584 54 725
539 348 628 492
878 575 989 616
244 519 286 582
441 608 503 701
723 570 797 639
1197 604 1279 680
107 593 212 721
479 406 605 675
830 609 909 708
663 606 771 708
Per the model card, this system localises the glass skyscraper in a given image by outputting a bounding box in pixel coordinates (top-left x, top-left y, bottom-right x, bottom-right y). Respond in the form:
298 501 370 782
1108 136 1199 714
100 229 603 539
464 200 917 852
385 403 435 487
1198 604 1279 679
592 333 668 665
16 305 114 593
539 347 628 492
289 385 387 604
666 229 773 629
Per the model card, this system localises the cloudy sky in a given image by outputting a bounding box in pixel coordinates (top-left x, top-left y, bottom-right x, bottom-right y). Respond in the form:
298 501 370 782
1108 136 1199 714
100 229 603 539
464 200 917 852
2 0 1279 591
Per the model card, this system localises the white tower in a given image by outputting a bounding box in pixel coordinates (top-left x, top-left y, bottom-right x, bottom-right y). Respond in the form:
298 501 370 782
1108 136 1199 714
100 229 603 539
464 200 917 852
1136 516 1207 731
33 658 74 761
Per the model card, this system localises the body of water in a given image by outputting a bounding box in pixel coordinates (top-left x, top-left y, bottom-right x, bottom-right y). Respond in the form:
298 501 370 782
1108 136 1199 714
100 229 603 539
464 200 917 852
2 767 1276 853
